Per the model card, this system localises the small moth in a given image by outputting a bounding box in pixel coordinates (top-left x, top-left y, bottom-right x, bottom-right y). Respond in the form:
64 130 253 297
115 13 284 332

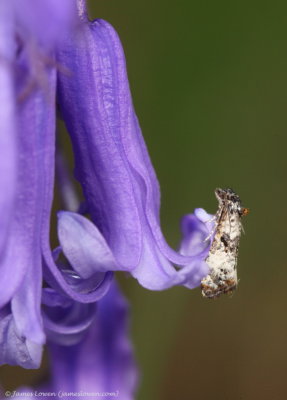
201 188 249 299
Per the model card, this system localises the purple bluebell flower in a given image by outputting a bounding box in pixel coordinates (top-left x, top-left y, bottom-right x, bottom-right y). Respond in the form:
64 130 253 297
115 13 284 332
0 0 213 380
55 7 212 291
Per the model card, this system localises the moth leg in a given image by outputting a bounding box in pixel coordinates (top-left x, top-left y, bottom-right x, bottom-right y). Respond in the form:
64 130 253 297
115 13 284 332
203 212 220 242
203 223 218 242
205 215 216 224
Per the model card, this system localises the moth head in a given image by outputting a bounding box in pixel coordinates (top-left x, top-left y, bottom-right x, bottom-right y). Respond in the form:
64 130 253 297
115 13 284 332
215 188 241 204
215 188 227 202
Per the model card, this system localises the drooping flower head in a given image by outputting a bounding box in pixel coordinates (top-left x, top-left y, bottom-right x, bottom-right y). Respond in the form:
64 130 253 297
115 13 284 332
0 2 213 394
55 7 212 291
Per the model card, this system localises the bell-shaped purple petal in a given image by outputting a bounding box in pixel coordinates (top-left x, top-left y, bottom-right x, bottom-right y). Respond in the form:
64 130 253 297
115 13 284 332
0 0 83 370
56 18 211 291
57 20 142 271
0 29 60 369
0 2 17 257
46 282 137 400
57 211 212 290
8 64 58 346
0 52 58 357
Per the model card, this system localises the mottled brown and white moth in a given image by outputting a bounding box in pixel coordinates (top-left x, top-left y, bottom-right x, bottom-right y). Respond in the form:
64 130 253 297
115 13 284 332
201 188 249 299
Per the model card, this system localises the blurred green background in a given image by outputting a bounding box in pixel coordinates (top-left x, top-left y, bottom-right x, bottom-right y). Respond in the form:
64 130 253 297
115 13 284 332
1 1 287 399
